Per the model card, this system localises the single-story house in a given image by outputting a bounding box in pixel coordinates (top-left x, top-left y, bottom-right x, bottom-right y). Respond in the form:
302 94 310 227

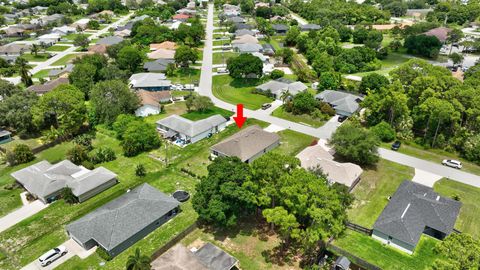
89 10 114 19
223 3 241 11
256 78 308 99
424 27 451 43
296 144 363 189
228 16 245 24
172 14 191 21
51 25 76 36
129 73 171 91
150 41 177 51
0 44 30 63
232 43 263 53
96 36 124 46
71 18 90 29
300 24 321 32
235 29 255 37
67 184 179 257
232 34 259 45
87 44 108 54
210 125 280 163
315 90 363 116
135 90 171 117
0 129 12 144
372 180 461 254
47 64 74 78
36 13 65 26
157 114 227 144
11 160 118 203
37 33 61 45
235 23 253 30
151 243 238 270
3 26 26 37
262 43 275 55
27 77 69 95
143 58 175 72
177 8 196 15
147 48 176 60
272 24 289 35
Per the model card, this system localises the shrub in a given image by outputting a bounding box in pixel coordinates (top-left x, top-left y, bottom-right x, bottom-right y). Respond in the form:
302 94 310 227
67 144 88 165
96 247 112 261
89 147 116 164
135 164 146 177
122 121 160 157
371 121 396 142
463 134 480 163
319 102 336 116
62 187 78 204
73 133 95 151
7 144 34 166
81 160 95 170
270 69 285 79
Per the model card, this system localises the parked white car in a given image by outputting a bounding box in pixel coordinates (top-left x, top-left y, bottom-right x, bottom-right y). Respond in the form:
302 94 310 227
217 67 228 74
174 84 184 91
38 245 67 267
442 159 462 169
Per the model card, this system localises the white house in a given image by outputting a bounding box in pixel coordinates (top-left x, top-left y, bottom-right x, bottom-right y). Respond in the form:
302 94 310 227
51 25 76 36
37 33 61 45
135 90 171 117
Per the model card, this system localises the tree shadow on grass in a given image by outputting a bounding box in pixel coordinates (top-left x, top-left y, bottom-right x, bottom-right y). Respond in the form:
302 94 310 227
229 78 263 88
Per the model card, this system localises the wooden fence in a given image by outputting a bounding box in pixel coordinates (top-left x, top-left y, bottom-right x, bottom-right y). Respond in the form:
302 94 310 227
327 243 382 270
346 222 372 236
150 222 198 261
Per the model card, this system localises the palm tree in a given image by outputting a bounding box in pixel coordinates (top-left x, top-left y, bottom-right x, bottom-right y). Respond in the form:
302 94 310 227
14 57 32 86
62 187 78 204
280 90 291 104
31 44 39 56
125 248 150 270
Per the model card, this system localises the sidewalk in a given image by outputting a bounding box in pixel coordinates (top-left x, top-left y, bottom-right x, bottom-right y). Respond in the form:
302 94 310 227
0 199 48 233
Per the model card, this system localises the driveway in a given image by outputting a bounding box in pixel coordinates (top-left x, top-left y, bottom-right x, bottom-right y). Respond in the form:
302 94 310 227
21 239 96 270
0 200 48 233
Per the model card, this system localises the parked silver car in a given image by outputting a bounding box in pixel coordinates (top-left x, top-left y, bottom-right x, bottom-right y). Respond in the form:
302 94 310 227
38 245 67 267
442 159 462 169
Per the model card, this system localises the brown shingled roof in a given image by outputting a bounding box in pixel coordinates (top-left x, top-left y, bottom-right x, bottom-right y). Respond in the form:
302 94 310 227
27 77 69 95
137 90 171 107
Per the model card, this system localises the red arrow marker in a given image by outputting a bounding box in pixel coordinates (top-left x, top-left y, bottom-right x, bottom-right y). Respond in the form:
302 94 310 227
233 104 246 128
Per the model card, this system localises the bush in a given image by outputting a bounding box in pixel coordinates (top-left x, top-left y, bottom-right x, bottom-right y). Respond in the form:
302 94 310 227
270 69 285 79
67 144 88 165
121 121 161 157
135 164 146 177
96 247 112 261
319 102 336 116
81 160 95 170
463 135 480 163
7 144 34 166
371 121 396 142
62 187 78 204
89 147 116 164
73 133 95 151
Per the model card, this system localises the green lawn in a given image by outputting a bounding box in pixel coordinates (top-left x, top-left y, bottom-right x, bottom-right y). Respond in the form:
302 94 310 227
212 51 238 65
271 106 326 128
348 159 415 228
22 53 51 62
434 179 480 238
52 53 82 66
168 68 200 85
63 33 92 41
348 52 411 78
46 45 71 52
144 102 188 125
380 142 480 176
331 230 439 270
273 129 315 156
181 107 234 121
212 75 273 110
213 40 230 46
32 69 53 79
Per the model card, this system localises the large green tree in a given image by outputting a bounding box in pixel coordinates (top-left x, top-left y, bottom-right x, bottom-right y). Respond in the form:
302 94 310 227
0 88 38 134
116 45 143 73
226 53 263 79
121 120 160 156
174 45 198 68
14 57 32 86
90 80 140 125
433 233 480 270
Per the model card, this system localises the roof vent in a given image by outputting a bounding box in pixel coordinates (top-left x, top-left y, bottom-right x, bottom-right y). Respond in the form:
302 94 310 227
401 203 411 219
436 195 440 201
126 189 131 193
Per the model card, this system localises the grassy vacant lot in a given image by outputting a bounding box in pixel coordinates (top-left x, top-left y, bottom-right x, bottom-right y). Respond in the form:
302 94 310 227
331 230 439 270
168 68 200 85
22 53 51 62
348 159 415 228
274 129 315 156
212 75 273 110
349 52 411 78
381 142 480 176
181 220 300 270
46 45 70 52
434 178 480 238
63 33 92 41
32 68 53 79
52 53 83 66
212 51 238 65
271 106 326 128
181 107 234 121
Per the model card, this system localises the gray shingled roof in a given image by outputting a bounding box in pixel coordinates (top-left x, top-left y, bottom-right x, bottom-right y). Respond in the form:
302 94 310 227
272 24 289 31
67 184 179 251
96 36 124 46
11 160 117 199
129 73 171 88
143 59 175 72
210 125 280 162
151 244 208 270
256 79 307 97
232 43 263 53
315 90 363 115
194 243 238 270
157 114 227 137
235 29 255 37
300 24 321 31
373 180 461 247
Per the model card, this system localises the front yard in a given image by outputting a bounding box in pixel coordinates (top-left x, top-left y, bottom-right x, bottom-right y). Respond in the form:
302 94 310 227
168 68 201 85
52 53 83 66
347 159 415 228
212 75 273 110
212 51 238 65
22 53 51 62
331 230 439 270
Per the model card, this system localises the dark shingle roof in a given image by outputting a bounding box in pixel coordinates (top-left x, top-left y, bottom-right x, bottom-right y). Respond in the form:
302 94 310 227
373 181 461 247
67 184 179 251
272 24 288 31
194 243 238 270
300 24 321 31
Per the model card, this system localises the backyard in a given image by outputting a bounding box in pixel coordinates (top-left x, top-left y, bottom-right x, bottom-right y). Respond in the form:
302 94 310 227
271 106 326 128
181 107 234 121
434 178 480 238
347 159 415 228
212 75 273 110
331 230 439 270
168 68 201 85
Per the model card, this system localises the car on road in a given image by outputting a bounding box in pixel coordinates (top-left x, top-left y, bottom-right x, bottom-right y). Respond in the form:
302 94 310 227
261 103 272 110
38 245 67 266
442 159 462 169
391 141 401 151
338 115 347 122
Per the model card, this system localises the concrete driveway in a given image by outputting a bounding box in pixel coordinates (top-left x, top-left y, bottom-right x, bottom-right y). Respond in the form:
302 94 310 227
21 239 96 270
0 199 48 233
